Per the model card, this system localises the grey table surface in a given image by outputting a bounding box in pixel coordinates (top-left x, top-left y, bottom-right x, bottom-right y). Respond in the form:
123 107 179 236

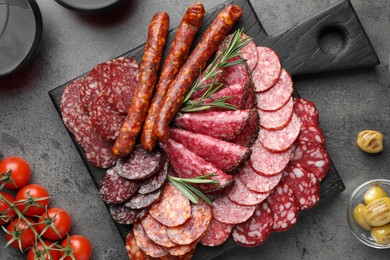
0 0 389 259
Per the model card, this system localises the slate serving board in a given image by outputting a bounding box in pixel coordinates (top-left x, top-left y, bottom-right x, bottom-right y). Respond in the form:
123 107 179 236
49 0 378 258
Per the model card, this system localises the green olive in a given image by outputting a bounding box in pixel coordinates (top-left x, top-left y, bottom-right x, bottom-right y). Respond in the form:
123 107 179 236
353 203 372 231
364 185 389 205
371 223 390 245
364 197 390 227
357 130 384 153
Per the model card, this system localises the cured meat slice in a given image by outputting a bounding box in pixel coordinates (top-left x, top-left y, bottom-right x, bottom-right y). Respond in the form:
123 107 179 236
102 57 140 114
99 168 138 204
232 201 273 247
190 64 224 99
256 69 293 111
141 214 176 248
242 83 255 109
213 196 256 225
91 94 125 141
170 128 250 172
293 98 320 126
290 142 330 181
125 190 162 210
161 139 233 193
138 161 168 195
249 138 290 176
109 205 147 225
149 183 191 227
282 162 320 210
238 161 282 193
164 240 197 257
200 218 233 247
230 109 259 147
116 145 163 180
227 178 270 206
259 97 293 130
126 230 153 260
223 56 251 87
266 183 298 232
297 122 326 146
133 222 168 258
167 200 212 245
175 109 253 141
252 47 282 92
259 113 301 152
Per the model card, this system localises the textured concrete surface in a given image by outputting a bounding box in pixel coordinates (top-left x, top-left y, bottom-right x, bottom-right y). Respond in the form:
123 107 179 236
0 0 389 259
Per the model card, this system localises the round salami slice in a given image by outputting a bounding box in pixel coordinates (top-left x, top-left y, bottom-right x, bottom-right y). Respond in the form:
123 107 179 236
99 168 138 204
266 183 298 232
259 97 293 130
126 230 151 260
238 161 282 193
138 160 168 195
297 122 326 146
167 200 212 245
109 205 147 225
91 94 125 141
256 69 293 111
249 138 291 176
227 178 270 206
252 47 282 92
223 56 251 87
133 222 168 258
290 142 330 181
125 189 162 210
282 162 320 210
200 218 233 247
259 113 301 152
293 98 320 126
213 196 256 225
230 109 259 148
141 214 176 248
149 183 191 227
116 145 163 180
232 201 274 247
164 240 196 257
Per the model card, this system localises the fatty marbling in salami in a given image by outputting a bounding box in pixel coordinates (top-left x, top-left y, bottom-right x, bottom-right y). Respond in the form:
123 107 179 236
213 196 256 225
293 98 320 126
230 109 259 147
252 47 281 92
200 218 233 247
133 222 168 258
227 178 270 206
296 122 326 146
138 161 168 195
259 97 293 130
126 230 153 260
141 214 177 248
109 205 147 225
125 189 162 210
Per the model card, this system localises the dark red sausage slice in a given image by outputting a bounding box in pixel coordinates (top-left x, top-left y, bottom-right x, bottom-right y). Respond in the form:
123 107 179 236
200 218 233 247
109 205 147 225
138 160 168 195
227 178 270 206
252 47 282 92
297 122 326 146
242 83 255 109
293 98 320 126
259 97 293 131
190 64 225 100
125 190 162 210
224 56 251 88
213 196 256 225
133 222 168 258
141 214 177 248
230 109 259 148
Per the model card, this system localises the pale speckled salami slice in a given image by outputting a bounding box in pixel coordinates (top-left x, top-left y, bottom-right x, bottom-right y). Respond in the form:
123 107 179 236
227 178 270 206
213 196 256 225
293 98 320 126
252 47 282 92
232 201 273 247
297 122 326 146
99 168 138 204
266 182 298 232
138 160 168 195
256 69 293 111
259 97 293 130
200 218 233 247
141 214 176 248
126 230 154 260
167 200 212 245
109 205 147 225
125 189 162 210
149 183 191 227
133 222 168 258
230 109 259 147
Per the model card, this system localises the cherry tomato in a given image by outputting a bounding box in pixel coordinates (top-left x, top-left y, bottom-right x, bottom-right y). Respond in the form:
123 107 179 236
0 192 16 225
0 156 31 189
16 184 50 217
61 235 92 260
27 240 61 260
37 208 72 240
6 217 35 250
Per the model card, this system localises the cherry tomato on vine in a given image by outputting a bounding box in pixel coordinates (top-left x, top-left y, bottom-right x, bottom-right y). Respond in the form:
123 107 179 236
16 184 50 217
27 240 61 260
5 217 35 250
0 156 31 189
37 208 72 240
0 192 16 225
61 235 92 260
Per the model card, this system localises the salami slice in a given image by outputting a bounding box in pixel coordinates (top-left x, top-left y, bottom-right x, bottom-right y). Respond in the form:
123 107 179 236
252 47 282 92
249 138 291 176
164 240 197 257
125 190 162 210
141 214 176 248
167 200 212 245
161 139 233 193
238 161 282 193
99 168 139 204
266 183 298 232
175 109 253 141
133 222 168 258
282 162 320 210
126 230 153 260
170 128 250 172
116 145 163 180
256 69 293 111
223 56 251 87
138 160 168 195
227 178 270 206
242 83 255 109
230 109 259 147
232 201 273 247
259 113 301 152
259 97 293 130
190 64 224 99
293 98 320 126
213 196 256 225
149 183 191 227
109 204 147 225
297 122 326 146
290 142 330 181
200 218 233 247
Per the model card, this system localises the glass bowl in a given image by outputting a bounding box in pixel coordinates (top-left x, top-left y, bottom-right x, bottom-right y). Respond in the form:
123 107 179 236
347 179 390 249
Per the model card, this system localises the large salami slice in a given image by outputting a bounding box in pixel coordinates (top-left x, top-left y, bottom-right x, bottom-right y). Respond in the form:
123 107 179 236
149 183 191 227
170 128 250 172
259 97 293 131
175 109 254 141
252 46 282 92
259 113 301 152
125 189 161 210
293 98 320 126
164 239 198 257
190 64 224 99
200 218 233 247
297 122 326 146
256 69 293 111
213 196 256 225
109 205 147 225
230 109 259 147
141 214 176 248
242 82 255 109
133 222 168 258
138 160 168 195
282 162 320 210
266 183 298 232
227 178 270 206
232 201 274 247
223 57 251 87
